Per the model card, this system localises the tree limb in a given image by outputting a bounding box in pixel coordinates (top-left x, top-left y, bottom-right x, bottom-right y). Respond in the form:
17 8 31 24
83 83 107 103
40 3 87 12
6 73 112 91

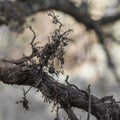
98 13 120 25
1 0 120 32
0 59 120 120
1 1 120 119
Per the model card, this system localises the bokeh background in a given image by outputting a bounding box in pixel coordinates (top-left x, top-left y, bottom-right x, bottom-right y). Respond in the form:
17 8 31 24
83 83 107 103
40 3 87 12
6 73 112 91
0 0 120 119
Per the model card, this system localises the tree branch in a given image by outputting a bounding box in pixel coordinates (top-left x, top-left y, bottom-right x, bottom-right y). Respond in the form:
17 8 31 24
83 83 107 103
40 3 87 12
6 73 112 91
1 0 120 32
0 59 120 120
98 13 120 25
1 1 120 119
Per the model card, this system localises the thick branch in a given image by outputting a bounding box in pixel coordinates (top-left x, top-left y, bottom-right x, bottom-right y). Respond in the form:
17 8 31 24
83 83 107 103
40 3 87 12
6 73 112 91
1 1 120 119
0 59 120 120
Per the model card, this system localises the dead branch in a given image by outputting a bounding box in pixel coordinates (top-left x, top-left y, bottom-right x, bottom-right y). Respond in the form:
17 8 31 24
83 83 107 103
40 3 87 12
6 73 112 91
87 85 91 120
0 60 120 120
0 2 120 119
0 22 119 119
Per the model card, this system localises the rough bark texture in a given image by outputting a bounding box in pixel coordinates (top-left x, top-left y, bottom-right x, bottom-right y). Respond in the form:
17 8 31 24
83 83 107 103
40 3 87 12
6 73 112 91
0 0 120 120
0 58 120 120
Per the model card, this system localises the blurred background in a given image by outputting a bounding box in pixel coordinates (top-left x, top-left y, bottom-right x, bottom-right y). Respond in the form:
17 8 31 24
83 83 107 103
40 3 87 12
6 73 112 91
0 0 120 119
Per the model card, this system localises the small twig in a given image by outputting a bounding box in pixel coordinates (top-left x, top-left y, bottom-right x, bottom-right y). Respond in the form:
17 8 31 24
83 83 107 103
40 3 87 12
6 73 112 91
87 84 91 120
65 75 87 95
0 55 33 65
25 77 43 95
65 75 80 91
24 86 33 95
106 104 109 120
26 24 36 48
0 25 37 66
48 11 62 26
116 110 119 120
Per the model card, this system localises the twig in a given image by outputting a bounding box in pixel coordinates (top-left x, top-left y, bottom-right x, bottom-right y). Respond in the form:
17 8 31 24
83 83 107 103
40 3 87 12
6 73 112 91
65 75 81 91
26 24 36 48
65 75 87 95
87 84 91 120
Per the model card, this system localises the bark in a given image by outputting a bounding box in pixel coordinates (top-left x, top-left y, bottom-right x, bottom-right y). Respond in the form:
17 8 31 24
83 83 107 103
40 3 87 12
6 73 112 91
0 59 120 120
0 0 120 120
